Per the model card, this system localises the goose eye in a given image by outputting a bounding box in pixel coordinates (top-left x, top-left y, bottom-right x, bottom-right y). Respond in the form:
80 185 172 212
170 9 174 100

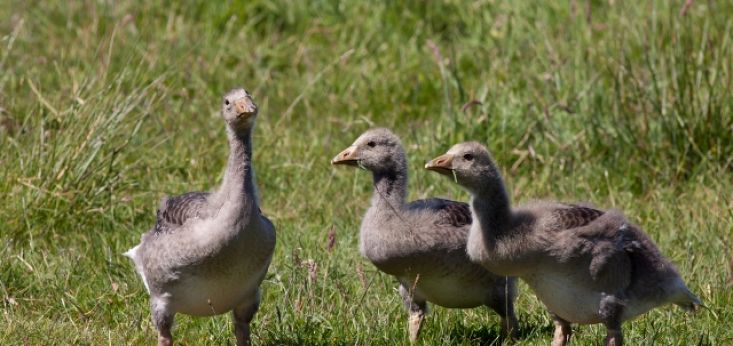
225 99 230 106
367 141 376 148
463 153 474 161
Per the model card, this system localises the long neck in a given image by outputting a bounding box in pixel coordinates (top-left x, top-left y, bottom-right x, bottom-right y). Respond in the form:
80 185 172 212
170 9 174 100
215 126 257 208
360 158 408 262
470 175 512 240
370 169 408 210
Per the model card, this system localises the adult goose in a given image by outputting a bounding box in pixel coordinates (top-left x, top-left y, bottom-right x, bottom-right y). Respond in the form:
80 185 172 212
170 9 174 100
331 129 518 343
125 88 276 346
426 141 700 346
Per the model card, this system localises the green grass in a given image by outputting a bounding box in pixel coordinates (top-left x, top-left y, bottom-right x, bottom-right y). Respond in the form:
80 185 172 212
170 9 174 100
2 0 732 344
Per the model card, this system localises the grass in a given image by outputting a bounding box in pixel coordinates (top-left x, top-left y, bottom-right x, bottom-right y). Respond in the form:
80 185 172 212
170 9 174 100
1 0 732 344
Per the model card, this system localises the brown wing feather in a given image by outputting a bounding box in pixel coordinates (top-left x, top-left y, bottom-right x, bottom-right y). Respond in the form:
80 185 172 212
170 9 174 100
155 192 210 233
547 206 633 291
549 204 605 231
406 198 472 228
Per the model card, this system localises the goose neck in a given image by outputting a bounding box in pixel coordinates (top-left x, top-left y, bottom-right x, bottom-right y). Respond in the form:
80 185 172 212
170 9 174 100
217 126 257 206
370 170 407 211
471 181 512 236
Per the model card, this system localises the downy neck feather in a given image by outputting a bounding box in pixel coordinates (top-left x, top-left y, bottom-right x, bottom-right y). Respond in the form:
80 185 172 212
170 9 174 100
210 125 258 223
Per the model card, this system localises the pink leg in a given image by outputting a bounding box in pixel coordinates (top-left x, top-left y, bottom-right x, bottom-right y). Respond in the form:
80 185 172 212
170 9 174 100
151 298 174 346
399 284 427 343
600 293 624 346
551 313 571 346
604 320 623 346
605 329 623 346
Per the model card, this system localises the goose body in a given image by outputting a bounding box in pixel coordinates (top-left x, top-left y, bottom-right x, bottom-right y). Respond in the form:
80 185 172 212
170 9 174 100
333 129 518 342
427 142 700 346
127 202 274 316
361 198 509 310
125 89 275 346
466 201 698 324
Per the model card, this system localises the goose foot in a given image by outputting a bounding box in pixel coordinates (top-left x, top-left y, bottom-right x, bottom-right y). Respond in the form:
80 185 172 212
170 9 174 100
408 312 425 343
157 333 172 346
551 313 571 346
605 328 623 346
400 284 427 343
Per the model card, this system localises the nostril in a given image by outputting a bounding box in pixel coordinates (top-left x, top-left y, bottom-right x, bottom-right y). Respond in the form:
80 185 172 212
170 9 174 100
342 152 350 158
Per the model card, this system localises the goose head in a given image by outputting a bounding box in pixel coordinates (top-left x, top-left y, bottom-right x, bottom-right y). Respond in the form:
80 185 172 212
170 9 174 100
331 128 406 175
222 88 258 132
425 141 502 194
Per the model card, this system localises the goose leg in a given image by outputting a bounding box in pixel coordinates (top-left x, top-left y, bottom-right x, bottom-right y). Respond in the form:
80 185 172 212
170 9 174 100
233 290 261 346
599 294 624 346
399 284 427 343
497 304 519 340
151 298 174 346
604 321 623 346
551 313 572 346
486 281 519 339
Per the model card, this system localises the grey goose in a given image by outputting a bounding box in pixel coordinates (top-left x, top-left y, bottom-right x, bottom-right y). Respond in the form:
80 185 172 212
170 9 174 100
331 129 518 343
426 141 700 346
125 88 276 346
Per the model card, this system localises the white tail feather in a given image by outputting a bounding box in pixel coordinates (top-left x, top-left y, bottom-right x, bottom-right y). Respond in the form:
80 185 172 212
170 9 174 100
123 244 150 293
123 245 138 259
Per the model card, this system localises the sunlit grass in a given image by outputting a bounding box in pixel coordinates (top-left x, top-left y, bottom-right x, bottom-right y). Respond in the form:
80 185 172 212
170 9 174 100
1 1 731 345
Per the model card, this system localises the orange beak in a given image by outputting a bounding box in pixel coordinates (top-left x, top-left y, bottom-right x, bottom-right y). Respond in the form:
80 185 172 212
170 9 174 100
425 153 454 175
331 146 360 166
233 97 257 116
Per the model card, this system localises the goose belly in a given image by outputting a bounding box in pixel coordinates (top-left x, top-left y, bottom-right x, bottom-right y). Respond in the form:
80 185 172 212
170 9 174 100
523 272 604 324
400 275 489 308
171 267 267 316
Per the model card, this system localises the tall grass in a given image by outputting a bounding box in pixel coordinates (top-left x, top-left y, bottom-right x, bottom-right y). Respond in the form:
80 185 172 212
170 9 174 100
1 1 731 345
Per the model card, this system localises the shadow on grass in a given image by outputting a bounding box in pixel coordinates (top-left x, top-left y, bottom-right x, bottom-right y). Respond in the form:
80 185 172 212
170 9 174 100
256 317 555 345
446 321 554 345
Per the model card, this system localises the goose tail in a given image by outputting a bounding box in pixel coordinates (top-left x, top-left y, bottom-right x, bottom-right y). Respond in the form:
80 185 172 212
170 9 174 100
123 244 139 260
123 243 151 293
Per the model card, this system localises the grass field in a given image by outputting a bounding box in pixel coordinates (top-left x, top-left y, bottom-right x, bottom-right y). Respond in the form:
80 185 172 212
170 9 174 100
2 0 732 345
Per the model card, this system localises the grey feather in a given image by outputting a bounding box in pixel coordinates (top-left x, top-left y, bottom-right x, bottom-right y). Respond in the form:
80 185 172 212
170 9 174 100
155 192 211 233
432 141 701 344
335 128 519 341
124 88 275 345
405 198 472 228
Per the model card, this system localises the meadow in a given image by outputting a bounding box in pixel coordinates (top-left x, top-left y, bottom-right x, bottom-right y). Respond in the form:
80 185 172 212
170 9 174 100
1 0 732 344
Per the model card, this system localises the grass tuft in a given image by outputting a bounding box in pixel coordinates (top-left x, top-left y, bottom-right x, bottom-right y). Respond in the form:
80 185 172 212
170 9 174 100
2 1 731 345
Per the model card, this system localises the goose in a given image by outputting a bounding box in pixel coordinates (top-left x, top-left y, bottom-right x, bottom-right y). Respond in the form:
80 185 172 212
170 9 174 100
426 141 700 346
125 88 276 346
331 129 518 343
